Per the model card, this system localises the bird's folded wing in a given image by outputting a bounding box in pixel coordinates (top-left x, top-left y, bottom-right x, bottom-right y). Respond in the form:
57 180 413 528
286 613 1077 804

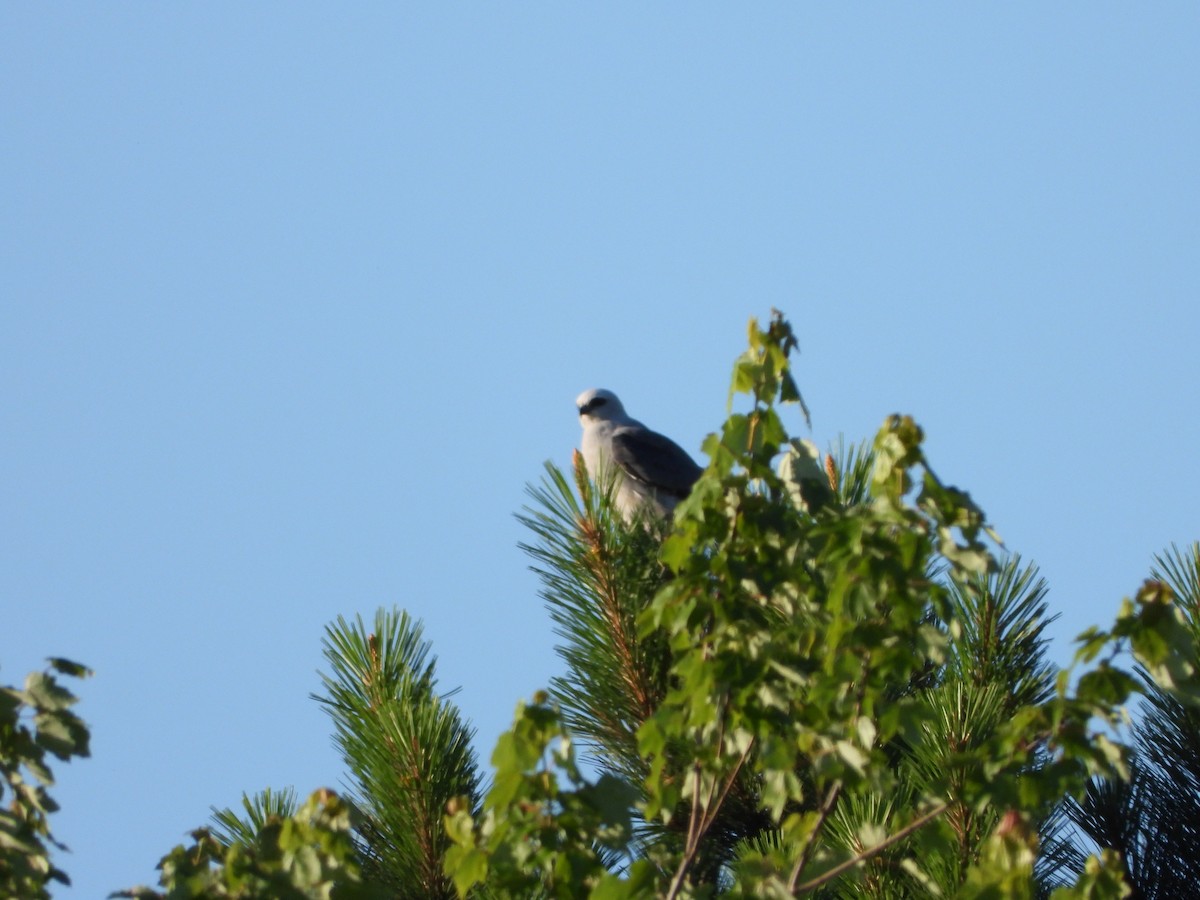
611 427 703 497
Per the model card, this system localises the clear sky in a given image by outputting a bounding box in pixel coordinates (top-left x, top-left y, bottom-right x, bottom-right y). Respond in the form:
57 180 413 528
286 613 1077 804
2 4 1197 895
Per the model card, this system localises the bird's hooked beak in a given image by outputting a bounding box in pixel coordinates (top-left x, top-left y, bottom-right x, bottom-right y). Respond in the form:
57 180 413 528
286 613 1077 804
578 395 609 417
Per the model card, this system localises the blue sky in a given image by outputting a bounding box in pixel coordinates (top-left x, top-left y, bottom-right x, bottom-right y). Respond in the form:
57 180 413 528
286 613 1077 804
2 5 1197 895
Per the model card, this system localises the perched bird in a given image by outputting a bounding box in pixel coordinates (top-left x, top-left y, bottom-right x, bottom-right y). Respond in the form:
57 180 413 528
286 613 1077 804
576 388 703 520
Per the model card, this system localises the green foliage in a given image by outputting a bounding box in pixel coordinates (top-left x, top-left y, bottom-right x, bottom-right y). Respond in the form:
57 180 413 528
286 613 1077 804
212 787 301 849
449 311 1172 898
117 789 381 899
315 609 481 898
25 310 1195 900
518 458 673 786
639 313 1049 896
808 555 1062 898
1048 851 1132 900
120 610 480 899
1048 543 1200 897
444 695 641 899
0 657 91 899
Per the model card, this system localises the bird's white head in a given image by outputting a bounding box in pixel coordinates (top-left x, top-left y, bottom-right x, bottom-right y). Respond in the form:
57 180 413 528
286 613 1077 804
576 388 627 424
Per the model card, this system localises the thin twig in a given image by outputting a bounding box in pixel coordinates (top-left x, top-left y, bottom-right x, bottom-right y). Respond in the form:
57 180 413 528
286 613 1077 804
785 780 843 892
665 765 705 900
786 649 874 890
700 737 755 835
664 737 756 900
688 763 704 852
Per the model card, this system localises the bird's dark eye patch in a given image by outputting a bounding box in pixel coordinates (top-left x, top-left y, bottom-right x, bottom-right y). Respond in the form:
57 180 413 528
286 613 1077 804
581 397 608 414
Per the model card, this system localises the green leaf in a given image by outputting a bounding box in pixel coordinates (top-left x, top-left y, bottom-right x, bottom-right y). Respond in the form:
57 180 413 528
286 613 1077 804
1075 666 1138 708
23 672 76 712
732 357 760 395
447 845 488 896
46 659 92 679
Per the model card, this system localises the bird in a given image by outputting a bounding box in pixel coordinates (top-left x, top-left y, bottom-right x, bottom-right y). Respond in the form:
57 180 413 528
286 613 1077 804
576 388 703 520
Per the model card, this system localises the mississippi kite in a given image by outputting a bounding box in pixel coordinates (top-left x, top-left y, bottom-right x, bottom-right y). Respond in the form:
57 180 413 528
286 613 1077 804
576 388 703 520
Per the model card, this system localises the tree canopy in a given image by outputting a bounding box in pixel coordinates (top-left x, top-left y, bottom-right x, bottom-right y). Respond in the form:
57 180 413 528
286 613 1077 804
4 312 1198 898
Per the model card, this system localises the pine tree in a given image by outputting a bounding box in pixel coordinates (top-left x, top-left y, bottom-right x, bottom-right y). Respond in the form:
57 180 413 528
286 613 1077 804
1045 542 1200 898
512 417 1068 897
315 610 481 898
440 313 1181 898
110 311 1198 897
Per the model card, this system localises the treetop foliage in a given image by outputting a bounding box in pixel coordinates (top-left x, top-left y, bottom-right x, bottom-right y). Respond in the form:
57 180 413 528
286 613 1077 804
5 311 1198 898
0 657 91 899
443 311 1200 898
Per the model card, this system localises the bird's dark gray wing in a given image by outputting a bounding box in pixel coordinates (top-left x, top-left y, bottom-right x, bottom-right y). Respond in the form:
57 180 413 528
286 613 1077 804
611 426 703 497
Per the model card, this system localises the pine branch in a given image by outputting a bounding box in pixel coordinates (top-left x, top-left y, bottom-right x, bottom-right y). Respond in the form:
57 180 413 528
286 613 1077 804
945 555 1058 710
1045 544 1200 895
829 437 876 507
517 459 672 781
314 609 479 899
793 802 949 894
209 786 299 848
